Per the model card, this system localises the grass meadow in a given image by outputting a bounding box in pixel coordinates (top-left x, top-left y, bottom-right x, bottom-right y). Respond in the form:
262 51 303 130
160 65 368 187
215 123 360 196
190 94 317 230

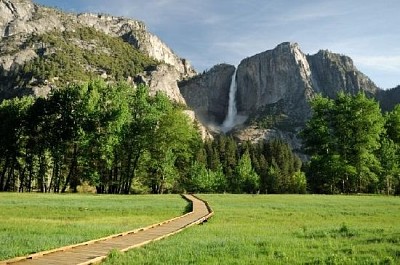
0 193 187 260
103 194 400 265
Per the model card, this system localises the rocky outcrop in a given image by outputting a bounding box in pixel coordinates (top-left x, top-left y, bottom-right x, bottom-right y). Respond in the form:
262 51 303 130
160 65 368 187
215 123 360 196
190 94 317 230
179 64 235 126
0 0 195 99
377 85 400 112
307 50 378 98
0 0 35 37
136 64 186 104
182 110 213 141
0 0 194 77
232 126 302 150
122 30 195 78
234 42 381 125
236 42 314 124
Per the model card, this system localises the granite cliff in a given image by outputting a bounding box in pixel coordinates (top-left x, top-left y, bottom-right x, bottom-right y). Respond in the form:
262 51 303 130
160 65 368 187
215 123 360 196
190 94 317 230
179 64 235 126
0 0 194 101
180 42 397 149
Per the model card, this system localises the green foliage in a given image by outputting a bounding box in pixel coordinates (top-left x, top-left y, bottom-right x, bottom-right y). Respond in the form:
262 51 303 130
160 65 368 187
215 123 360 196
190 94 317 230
188 161 226 193
186 135 304 194
385 104 400 144
235 150 259 194
11 27 158 87
146 99 201 194
0 96 35 191
0 81 201 194
301 92 397 194
247 99 288 129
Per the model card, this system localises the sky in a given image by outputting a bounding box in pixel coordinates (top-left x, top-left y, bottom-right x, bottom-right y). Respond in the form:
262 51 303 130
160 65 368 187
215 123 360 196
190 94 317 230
33 0 400 89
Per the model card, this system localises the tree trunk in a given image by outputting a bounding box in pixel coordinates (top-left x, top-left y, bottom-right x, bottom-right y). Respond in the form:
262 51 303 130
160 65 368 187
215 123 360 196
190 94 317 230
4 159 16 192
62 144 78 193
122 152 132 194
0 157 10 191
38 152 47 193
124 151 141 194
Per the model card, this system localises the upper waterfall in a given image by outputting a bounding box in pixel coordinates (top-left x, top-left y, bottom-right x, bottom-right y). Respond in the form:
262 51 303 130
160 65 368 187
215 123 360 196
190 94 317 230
221 68 238 132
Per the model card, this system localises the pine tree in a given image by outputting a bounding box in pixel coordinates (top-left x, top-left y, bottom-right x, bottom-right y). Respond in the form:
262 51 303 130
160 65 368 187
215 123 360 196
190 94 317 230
235 150 259 194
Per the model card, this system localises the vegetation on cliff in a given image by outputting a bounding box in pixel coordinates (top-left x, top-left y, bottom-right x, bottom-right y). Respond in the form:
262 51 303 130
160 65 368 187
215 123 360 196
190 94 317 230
2 27 158 89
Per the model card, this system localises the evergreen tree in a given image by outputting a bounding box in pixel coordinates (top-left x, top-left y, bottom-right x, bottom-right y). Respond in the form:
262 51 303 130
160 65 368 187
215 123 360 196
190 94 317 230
235 150 259 194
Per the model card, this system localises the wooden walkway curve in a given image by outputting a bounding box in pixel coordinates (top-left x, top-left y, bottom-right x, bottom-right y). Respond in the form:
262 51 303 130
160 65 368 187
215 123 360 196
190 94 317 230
1 194 213 265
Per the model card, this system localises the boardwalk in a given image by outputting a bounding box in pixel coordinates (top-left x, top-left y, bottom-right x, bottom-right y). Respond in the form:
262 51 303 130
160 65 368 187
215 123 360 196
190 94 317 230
1 194 212 265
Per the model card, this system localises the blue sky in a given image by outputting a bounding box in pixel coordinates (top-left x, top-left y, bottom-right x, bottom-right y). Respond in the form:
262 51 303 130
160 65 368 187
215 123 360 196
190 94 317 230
33 0 400 89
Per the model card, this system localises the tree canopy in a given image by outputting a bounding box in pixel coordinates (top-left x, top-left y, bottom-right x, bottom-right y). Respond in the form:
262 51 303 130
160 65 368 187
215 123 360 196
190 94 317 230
302 92 400 194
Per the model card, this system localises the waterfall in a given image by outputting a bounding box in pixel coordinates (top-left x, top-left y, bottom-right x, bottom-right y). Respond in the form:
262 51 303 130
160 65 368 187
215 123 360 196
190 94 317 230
222 68 238 131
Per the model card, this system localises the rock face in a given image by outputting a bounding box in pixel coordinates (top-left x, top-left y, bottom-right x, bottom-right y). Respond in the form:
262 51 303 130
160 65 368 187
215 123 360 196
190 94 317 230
0 0 194 76
136 64 187 105
0 0 36 37
179 64 235 126
377 85 400 112
179 42 398 150
236 42 314 124
307 50 378 98
0 0 195 101
180 42 383 135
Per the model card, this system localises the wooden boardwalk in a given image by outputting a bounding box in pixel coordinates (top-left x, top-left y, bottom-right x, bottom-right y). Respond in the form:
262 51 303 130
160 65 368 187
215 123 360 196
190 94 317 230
1 194 213 265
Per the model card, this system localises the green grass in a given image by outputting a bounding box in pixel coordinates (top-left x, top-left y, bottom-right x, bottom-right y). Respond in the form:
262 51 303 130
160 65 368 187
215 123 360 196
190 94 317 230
0 193 187 260
103 194 400 265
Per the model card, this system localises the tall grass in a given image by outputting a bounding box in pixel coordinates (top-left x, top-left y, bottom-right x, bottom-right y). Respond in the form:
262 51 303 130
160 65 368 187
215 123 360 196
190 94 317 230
103 194 400 264
0 193 187 260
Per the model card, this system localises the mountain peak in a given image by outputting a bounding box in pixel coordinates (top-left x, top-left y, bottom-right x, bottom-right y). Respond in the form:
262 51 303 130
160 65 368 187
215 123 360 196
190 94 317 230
276 41 299 49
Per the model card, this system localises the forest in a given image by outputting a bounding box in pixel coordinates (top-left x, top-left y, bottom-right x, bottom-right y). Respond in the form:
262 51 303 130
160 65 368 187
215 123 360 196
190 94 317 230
0 81 399 195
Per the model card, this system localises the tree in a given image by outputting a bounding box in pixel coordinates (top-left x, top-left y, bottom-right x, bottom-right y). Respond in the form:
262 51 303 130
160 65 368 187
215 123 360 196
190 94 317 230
385 104 400 144
116 84 160 193
235 150 259 194
79 81 133 193
383 105 400 194
0 96 34 191
44 83 89 192
302 92 385 193
146 93 201 194
377 138 399 195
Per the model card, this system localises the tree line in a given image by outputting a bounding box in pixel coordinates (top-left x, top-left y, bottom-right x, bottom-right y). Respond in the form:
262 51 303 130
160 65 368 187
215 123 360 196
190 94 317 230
186 136 305 194
0 81 306 194
1 83 399 195
302 92 400 195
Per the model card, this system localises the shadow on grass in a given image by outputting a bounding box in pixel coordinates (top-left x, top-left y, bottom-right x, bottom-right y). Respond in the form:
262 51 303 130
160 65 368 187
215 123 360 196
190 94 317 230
180 194 193 214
